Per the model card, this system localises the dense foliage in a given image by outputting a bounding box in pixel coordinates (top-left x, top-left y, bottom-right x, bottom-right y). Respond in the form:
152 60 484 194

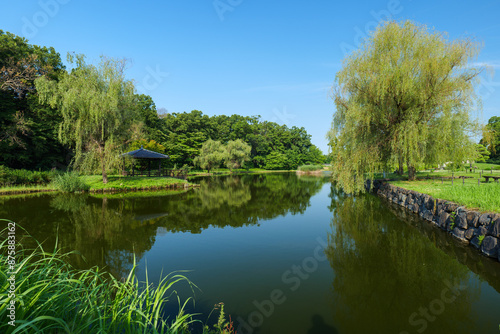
0 165 58 186
36 54 141 183
0 30 324 176
158 111 324 169
481 116 500 163
0 30 67 169
330 20 484 193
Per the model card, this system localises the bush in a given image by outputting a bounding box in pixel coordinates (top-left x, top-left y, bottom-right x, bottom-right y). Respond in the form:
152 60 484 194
51 172 90 192
0 165 60 186
297 164 324 172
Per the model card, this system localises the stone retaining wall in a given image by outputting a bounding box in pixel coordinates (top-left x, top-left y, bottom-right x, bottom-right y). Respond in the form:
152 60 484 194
372 181 500 263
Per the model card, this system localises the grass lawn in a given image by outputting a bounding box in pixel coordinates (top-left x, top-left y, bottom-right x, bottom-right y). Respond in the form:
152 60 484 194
82 175 189 191
0 184 55 195
388 166 500 213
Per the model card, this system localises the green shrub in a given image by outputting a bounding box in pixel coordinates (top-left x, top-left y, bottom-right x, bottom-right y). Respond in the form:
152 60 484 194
0 165 60 186
298 164 324 172
52 172 90 192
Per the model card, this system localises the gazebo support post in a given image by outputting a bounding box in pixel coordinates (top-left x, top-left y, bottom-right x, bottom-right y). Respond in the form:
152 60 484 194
132 161 135 177
159 160 162 177
148 160 151 177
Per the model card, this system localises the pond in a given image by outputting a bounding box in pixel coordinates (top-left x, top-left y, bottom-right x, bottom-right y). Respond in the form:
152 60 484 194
1 173 500 334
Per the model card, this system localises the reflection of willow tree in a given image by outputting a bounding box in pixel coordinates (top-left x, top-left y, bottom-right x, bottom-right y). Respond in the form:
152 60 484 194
197 176 252 209
118 173 328 233
49 194 158 279
326 188 478 334
134 173 328 233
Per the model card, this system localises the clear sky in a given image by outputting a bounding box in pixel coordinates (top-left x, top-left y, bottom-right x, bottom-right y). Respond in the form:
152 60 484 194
1 0 499 153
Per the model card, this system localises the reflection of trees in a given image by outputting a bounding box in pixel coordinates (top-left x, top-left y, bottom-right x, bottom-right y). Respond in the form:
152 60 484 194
326 189 478 334
145 173 328 233
48 194 159 278
2 174 327 277
197 176 252 209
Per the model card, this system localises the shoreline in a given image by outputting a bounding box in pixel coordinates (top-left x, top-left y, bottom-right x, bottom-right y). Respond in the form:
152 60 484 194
372 180 500 263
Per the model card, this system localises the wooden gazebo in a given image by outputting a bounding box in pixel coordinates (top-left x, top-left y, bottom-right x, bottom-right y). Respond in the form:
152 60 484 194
121 146 169 177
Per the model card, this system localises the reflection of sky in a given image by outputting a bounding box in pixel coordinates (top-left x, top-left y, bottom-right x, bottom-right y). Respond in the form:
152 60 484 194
137 181 500 334
137 182 336 334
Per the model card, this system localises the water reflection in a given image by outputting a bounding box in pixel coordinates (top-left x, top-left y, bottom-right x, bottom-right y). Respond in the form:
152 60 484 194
307 314 338 334
326 186 478 334
2 173 327 278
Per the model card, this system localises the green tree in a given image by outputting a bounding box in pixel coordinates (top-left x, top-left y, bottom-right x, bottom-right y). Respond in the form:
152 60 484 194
224 139 251 172
128 139 165 153
0 30 66 169
36 54 139 183
264 151 289 170
480 116 500 163
330 20 484 193
475 144 490 163
134 94 164 143
193 139 226 173
160 110 210 166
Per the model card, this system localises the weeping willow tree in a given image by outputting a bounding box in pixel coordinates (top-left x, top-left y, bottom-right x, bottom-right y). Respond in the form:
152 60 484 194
36 54 140 183
330 20 486 193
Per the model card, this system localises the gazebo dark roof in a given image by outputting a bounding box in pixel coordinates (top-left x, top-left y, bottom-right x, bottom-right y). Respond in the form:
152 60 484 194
121 146 169 159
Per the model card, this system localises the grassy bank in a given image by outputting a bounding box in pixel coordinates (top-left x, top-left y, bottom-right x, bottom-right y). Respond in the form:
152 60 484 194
0 175 192 195
82 175 190 192
384 164 500 213
0 223 234 334
389 179 500 213
0 184 56 195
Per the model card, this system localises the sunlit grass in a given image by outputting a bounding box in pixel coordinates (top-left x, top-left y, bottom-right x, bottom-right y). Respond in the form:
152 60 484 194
0 184 55 195
82 175 188 191
390 179 500 213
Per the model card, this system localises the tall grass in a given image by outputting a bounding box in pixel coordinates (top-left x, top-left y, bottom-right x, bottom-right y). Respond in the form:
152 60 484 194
51 172 90 193
297 165 324 172
0 223 234 334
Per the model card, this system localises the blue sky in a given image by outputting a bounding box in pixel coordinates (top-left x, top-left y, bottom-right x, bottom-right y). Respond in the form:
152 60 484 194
1 0 499 153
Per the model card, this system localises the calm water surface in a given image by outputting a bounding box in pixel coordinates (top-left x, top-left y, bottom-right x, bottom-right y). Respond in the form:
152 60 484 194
1 173 500 334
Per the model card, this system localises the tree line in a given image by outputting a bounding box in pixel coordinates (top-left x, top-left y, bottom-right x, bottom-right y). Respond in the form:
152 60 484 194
0 30 325 182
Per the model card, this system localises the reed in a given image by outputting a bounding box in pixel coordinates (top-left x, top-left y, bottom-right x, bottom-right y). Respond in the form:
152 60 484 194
297 165 324 172
0 225 204 334
51 172 91 193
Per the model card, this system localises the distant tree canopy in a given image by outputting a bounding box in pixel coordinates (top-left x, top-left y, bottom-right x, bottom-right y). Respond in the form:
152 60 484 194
481 116 500 163
330 20 484 193
0 30 324 172
156 111 324 169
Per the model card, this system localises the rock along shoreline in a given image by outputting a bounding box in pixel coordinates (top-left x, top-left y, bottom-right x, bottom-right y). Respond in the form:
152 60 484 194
371 180 500 263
